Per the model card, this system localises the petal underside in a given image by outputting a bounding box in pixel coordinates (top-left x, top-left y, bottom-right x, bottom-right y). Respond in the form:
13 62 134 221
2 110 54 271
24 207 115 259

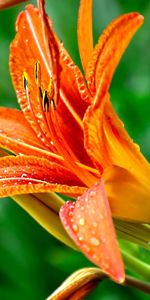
78 0 93 71
60 179 125 283
104 165 150 223
86 12 144 97
83 94 150 175
0 155 85 198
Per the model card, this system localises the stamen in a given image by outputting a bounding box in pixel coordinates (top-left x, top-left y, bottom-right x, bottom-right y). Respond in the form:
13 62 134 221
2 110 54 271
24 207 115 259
43 90 50 112
48 77 56 109
48 77 54 99
23 71 29 92
23 71 31 106
34 61 41 85
39 86 43 98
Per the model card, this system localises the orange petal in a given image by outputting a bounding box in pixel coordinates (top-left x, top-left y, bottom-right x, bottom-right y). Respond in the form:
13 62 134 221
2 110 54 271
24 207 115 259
0 107 45 146
0 107 63 164
0 0 26 9
10 4 58 150
10 3 94 171
104 165 150 223
83 93 150 173
77 0 93 71
86 13 144 97
0 155 85 198
60 180 125 283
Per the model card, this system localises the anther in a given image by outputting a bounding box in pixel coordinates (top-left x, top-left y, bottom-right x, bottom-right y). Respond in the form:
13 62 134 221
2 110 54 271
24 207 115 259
39 86 43 98
43 90 50 112
48 77 54 99
34 61 41 85
23 72 28 91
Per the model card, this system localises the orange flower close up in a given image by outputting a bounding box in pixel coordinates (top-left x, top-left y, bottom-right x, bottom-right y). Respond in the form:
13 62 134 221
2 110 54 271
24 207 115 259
0 0 149 283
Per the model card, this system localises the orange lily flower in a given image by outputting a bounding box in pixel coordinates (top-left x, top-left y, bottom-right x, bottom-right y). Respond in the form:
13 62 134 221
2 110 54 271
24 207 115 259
0 0 149 283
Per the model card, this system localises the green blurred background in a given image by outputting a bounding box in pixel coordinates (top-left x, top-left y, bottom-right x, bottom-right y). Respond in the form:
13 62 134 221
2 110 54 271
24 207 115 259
0 0 150 299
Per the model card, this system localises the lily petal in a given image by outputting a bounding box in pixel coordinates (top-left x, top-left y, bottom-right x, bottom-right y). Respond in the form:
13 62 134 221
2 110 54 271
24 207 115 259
83 93 150 173
86 12 144 97
60 179 125 283
104 165 150 223
9 2 94 171
10 4 58 150
78 0 93 71
0 107 69 164
0 155 85 198
0 107 49 153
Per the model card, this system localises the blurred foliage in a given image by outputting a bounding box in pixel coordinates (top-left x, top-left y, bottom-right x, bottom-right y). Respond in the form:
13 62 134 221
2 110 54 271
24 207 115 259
0 0 150 299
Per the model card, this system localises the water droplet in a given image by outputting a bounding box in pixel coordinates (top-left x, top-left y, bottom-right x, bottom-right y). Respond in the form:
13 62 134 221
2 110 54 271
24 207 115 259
28 182 32 186
21 173 28 178
89 190 96 197
78 235 83 241
92 254 99 262
90 237 100 246
0 129 5 134
72 224 78 232
50 140 54 145
37 132 42 138
41 137 45 143
79 217 85 226
93 222 97 227
36 113 43 119
83 244 90 252
69 211 73 217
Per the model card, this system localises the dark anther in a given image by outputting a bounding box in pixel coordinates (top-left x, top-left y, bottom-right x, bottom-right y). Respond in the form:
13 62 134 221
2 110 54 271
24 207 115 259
43 90 50 112
23 73 28 91
39 86 43 98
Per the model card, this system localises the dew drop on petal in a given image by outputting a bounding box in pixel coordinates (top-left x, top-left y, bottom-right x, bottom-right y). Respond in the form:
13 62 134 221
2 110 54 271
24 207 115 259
80 206 84 211
78 235 83 241
72 224 78 232
79 217 85 226
89 190 96 197
21 173 28 178
90 237 100 246
93 222 97 228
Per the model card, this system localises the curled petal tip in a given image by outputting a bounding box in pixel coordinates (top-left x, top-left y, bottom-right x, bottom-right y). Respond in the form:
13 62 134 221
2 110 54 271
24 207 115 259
136 12 144 24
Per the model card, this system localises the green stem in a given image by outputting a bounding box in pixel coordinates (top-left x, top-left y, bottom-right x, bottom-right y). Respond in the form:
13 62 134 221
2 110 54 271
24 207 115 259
125 275 150 295
122 250 150 281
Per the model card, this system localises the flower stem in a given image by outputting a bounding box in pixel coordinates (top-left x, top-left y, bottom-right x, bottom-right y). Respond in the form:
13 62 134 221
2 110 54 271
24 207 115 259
125 275 150 295
122 250 150 281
